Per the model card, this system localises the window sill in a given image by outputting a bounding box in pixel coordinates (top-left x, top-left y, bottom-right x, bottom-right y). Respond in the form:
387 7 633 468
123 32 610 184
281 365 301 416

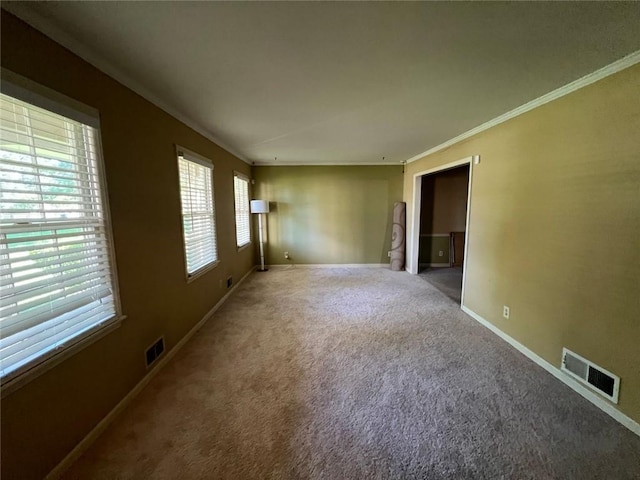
237 242 252 253
186 260 219 284
1 315 126 399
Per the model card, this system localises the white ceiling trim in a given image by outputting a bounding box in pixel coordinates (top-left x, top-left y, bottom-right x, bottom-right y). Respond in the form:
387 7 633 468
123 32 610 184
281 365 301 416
2 3 251 165
404 49 640 164
252 162 401 167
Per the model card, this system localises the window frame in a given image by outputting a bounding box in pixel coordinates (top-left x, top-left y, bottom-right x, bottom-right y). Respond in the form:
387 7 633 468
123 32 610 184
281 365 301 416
176 146 219 282
0 70 124 394
233 171 251 250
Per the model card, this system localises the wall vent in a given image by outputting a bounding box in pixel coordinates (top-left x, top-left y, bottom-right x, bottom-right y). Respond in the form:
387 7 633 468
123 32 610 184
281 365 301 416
561 348 619 403
145 337 165 368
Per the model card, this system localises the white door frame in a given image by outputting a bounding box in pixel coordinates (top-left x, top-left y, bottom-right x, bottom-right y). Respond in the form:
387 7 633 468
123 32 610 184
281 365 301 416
407 155 478 306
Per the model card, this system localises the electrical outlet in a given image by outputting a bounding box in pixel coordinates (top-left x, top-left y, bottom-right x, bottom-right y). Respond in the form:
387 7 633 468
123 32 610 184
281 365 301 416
439 250 443 257
284 251 290 259
503 305 510 319
387 251 391 258
226 276 232 288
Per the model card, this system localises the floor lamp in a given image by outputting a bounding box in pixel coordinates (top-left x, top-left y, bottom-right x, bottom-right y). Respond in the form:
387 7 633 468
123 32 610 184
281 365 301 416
250 199 270 272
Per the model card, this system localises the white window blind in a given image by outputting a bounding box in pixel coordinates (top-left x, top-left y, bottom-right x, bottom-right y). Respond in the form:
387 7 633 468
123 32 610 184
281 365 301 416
177 151 217 276
0 92 119 382
233 173 251 248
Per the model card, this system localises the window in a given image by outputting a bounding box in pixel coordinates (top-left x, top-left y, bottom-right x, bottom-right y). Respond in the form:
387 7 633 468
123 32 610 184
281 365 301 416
233 173 251 248
0 90 120 383
177 149 217 277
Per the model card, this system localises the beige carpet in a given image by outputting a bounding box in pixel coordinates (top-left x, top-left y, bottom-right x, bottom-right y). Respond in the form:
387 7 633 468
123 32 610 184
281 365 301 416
63 267 640 479
418 267 463 304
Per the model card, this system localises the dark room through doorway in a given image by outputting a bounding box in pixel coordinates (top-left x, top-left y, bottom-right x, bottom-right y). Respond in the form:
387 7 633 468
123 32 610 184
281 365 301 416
418 164 470 303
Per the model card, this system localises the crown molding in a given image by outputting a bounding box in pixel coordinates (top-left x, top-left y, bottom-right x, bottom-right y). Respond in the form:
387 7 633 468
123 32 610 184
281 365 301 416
252 161 400 167
2 4 251 165
405 49 640 164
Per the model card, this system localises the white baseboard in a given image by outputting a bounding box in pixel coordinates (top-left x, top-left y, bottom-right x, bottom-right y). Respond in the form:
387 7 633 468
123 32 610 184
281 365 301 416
46 266 258 479
461 305 640 437
419 262 451 268
267 263 389 268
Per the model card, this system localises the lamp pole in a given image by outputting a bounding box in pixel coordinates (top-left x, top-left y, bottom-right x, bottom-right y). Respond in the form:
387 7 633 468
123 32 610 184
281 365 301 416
257 212 266 271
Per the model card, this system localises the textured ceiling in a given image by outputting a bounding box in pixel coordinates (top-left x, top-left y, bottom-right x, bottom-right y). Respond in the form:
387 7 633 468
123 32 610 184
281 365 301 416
5 2 640 165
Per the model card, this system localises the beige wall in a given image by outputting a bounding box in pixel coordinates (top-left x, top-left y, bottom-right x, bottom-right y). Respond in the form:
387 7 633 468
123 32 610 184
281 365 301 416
420 166 469 234
419 166 469 264
254 166 403 265
405 64 640 423
418 235 451 265
1 13 255 479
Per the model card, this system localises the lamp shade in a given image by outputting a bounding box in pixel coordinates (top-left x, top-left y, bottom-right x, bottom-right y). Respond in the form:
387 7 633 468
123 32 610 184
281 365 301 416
250 199 270 214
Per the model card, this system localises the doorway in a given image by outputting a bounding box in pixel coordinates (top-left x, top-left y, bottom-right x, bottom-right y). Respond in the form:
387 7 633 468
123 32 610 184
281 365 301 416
408 156 475 305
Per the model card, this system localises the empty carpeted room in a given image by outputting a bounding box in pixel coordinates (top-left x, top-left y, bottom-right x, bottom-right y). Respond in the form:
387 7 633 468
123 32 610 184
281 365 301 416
1 3 639 479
